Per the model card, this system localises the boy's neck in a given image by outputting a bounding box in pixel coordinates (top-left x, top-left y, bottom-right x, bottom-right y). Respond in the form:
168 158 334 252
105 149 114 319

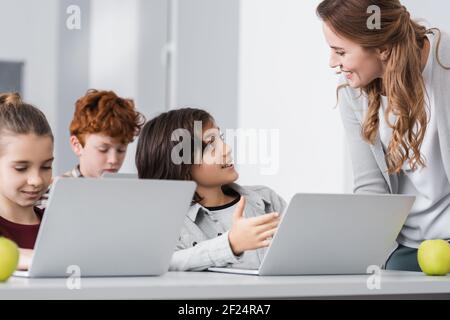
0 196 39 225
197 186 236 208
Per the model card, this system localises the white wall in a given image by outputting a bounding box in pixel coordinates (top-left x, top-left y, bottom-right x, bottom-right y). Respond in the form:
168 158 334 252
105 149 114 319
89 0 169 173
237 0 450 202
137 0 169 116
0 0 91 174
89 0 139 173
90 0 139 99
0 0 168 174
2 0 448 183
172 0 344 203
238 0 347 202
175 0 240 131
404 0 450 30
0 0 58 130
56 0 91 174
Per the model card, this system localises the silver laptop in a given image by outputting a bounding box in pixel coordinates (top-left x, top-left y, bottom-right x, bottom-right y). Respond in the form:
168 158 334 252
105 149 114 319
209 193 415 276
101 172 138 179
14 177 196 278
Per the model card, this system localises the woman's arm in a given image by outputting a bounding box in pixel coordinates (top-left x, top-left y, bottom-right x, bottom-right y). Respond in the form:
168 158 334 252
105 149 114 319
338 87 390 194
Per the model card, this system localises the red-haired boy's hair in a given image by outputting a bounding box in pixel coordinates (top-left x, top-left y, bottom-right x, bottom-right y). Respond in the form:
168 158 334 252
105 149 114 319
70 89 145 145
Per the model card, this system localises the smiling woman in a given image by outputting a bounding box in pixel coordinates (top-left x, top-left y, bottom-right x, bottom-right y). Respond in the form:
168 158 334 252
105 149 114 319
317 0 450 271
318 0 434 174
0 92 53 271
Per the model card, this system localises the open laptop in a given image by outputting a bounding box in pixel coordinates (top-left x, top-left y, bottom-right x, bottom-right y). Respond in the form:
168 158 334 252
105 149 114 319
208 193 415 276
101 172 138 179
14 177 196 278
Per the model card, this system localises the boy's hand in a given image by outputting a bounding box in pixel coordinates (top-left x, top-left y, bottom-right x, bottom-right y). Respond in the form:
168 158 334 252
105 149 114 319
228 197 280 256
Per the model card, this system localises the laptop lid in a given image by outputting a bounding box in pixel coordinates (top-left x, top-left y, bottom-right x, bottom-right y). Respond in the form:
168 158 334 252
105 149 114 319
24 178 195 278
101 173 138 179
257 193 415 276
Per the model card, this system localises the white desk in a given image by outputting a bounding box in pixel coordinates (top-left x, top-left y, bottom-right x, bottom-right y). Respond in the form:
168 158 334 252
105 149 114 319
1 271 449 299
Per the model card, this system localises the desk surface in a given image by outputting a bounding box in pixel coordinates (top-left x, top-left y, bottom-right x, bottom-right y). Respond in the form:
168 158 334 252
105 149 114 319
1 271 449 299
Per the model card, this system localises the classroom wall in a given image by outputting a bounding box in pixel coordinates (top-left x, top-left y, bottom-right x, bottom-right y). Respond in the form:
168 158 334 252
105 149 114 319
56 0 90 174
0 0 58 147
0 0 90 174
175 0 240 132
89 0 169 173
237 0 346 202
1 0 449 185
236 0 450 202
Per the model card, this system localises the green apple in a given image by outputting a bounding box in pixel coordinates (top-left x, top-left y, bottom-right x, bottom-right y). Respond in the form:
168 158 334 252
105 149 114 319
0 237 19 282
417 239 450 276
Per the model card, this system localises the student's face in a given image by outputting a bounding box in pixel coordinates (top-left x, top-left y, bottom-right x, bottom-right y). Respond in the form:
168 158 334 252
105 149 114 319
322 22 385 88
190 124 239 188
0 134 54 207
71 133 128 178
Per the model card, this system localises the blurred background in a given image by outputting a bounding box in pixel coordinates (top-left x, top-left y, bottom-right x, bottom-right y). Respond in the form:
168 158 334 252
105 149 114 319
0 0 448 202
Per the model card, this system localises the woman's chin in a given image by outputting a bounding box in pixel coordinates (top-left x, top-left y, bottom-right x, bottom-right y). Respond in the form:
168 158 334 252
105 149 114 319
347 78 361 88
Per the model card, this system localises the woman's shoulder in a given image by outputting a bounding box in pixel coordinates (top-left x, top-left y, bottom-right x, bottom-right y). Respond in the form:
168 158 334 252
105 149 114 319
335 75 368 122
336 74 364 101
